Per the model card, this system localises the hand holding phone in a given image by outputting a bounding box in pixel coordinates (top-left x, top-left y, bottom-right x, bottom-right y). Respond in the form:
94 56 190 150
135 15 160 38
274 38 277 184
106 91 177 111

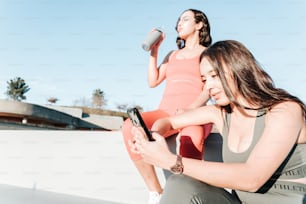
127 107 155 141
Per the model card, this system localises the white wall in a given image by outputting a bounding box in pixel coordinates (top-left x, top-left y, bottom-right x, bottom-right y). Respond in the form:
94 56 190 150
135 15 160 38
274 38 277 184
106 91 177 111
0 130 165 204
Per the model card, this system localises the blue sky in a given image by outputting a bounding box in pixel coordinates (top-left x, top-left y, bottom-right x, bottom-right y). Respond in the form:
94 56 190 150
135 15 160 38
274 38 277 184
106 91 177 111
0 0 305 111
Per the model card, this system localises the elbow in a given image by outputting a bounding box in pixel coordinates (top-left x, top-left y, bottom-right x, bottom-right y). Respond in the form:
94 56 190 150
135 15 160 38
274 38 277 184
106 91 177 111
244 183 262 193
148 84 156 88
148 81 157 88
152 118 172 134
238 175 267 193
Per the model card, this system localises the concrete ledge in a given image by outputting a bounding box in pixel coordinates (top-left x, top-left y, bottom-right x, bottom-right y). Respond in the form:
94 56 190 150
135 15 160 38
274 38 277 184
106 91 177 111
82 114 123 130
0 130 165 204
44 106 123 130
43 105 83 118
0 99 108 130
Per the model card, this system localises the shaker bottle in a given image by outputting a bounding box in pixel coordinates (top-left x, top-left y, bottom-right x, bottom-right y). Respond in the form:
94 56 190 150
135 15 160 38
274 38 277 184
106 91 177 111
142 28 163 51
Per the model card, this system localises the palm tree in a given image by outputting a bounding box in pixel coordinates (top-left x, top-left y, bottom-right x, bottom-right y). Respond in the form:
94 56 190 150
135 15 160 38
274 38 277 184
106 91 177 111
6 77 30 101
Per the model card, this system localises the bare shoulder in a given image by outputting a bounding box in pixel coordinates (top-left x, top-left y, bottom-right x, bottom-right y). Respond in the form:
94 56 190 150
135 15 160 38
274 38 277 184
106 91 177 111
269 101 303 118
266 101 304 139
163 50 176 62
263 101 306 145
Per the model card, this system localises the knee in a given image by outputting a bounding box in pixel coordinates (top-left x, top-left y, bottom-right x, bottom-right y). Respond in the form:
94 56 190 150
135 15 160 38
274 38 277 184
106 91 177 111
179 136 203 160
160 175 205 204
162 175 238 204
121 119 142 160
203 123 213 137
164 175 205 195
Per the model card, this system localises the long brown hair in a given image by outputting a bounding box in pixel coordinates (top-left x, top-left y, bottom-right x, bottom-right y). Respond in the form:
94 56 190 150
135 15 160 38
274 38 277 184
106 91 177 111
175 9 212 49
200 40 306 118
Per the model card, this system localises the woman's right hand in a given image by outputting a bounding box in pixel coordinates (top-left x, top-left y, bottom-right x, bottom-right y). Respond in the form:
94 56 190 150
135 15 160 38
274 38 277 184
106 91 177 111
150 32 165 55
132 126 175 169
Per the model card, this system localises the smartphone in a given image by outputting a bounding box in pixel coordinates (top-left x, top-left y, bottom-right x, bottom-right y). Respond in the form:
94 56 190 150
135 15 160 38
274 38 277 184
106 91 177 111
127 107 155 141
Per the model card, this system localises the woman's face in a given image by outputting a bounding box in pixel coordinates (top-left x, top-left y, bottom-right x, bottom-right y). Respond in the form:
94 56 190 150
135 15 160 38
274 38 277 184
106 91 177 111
200 58 231 106
176 10 200 39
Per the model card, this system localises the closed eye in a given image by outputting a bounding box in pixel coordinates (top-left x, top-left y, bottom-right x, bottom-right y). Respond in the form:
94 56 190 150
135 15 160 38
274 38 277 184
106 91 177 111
201 77 206 83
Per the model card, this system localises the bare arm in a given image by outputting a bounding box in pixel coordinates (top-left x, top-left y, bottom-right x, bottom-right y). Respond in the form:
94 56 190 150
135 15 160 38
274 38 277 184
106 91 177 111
147 34 174 88
139 102 304 192
152 105 221 135
187 89 210 109
181 102 303 191
175 89 210 116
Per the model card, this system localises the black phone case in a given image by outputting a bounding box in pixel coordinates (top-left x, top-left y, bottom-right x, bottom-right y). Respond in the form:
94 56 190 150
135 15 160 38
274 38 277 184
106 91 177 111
127 107 155 141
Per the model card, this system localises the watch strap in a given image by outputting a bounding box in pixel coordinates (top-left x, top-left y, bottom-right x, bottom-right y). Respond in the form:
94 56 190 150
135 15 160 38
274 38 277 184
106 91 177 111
170 155 184 174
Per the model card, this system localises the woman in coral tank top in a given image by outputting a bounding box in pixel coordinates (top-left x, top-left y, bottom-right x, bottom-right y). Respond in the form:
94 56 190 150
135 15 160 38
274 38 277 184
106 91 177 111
122 9 213 204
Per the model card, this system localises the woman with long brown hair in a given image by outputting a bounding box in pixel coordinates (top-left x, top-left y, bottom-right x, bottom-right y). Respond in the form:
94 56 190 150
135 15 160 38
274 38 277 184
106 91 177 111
133 40 306 203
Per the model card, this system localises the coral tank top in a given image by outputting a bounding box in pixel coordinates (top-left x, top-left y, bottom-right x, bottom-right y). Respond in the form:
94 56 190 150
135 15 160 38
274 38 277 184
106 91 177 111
158 50 203 115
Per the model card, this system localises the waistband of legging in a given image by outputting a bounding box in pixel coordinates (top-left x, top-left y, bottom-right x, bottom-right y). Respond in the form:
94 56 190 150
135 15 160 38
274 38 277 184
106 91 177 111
281 163 306 179
270 180 306 195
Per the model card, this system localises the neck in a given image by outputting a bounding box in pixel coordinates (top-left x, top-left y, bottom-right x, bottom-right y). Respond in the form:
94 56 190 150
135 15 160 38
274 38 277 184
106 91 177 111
184 43 202 50
235 96 261 110
231 104 262 118
184 34 202 49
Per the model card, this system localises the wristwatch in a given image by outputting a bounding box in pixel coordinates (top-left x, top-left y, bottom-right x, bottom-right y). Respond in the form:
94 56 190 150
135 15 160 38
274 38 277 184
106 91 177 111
170 155 184 174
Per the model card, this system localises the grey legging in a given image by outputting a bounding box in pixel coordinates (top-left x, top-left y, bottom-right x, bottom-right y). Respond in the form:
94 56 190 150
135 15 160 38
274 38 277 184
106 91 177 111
160 175 241 204
160 175 306 204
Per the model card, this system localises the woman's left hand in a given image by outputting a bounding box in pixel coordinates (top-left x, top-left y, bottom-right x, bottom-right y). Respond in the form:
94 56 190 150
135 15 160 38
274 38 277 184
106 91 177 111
132 126 174 169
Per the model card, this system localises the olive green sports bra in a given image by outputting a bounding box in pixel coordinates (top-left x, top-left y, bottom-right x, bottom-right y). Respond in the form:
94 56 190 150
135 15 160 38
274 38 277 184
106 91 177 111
222 110 306 194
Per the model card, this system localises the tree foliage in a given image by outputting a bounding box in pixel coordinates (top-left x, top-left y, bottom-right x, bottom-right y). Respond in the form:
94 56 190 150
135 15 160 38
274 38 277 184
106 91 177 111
47 97 59 104
6 77 30 101
92 88 107 108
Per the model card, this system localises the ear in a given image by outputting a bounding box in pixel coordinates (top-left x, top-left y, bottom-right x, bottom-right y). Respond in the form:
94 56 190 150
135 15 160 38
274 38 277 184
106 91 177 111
196 22 204 31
